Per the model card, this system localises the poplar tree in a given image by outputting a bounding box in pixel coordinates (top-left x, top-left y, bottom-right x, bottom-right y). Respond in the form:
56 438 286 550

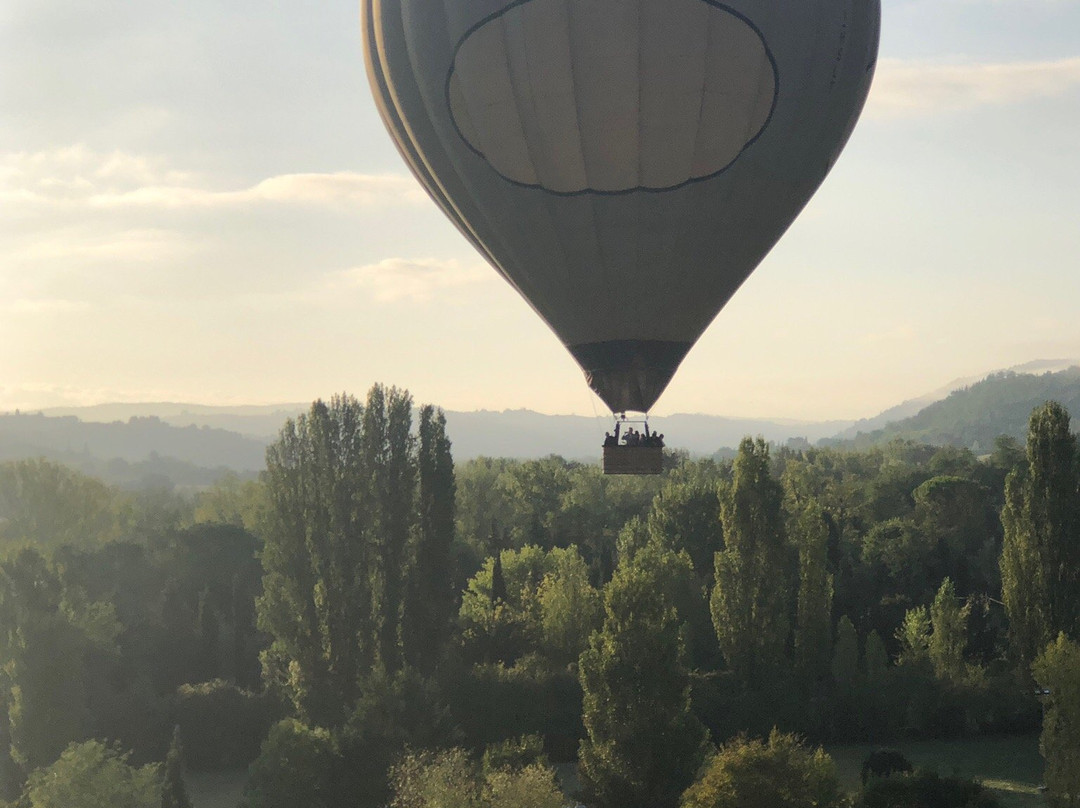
1001 402 1080 662
793 500 833 685
710 438 790 685
1032 633 1080 808
928 578 968 681
258 387 453 726
403 406 456 674
259 395 371 725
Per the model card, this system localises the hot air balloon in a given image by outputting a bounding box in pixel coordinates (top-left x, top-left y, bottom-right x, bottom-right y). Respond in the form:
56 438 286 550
362 0 879 470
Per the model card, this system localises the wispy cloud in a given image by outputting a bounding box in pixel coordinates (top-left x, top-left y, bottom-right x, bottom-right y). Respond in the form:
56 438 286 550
335 258 492 303
0 147 426 210
867 56 1080 118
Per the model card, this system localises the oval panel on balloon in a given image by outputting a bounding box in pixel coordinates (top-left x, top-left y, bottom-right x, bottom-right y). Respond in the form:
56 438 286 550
446 0 778 195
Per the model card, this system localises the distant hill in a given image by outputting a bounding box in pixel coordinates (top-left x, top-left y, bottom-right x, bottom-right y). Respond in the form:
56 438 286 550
8 406 853 475
0 412 267 488
8 361 1080 487
39 402 307 440
828 366 1080 451
832 358 1080 440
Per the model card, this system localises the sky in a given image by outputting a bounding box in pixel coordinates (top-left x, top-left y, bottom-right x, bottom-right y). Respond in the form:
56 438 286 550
2 0 1079 421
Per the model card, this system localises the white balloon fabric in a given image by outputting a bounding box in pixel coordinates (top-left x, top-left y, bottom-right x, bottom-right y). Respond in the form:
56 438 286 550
363 0 880 413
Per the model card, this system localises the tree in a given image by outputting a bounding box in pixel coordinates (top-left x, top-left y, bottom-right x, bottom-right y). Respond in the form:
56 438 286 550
579 546 709 808
23 740 160 808
240 719 336 808
1001 402 1080 662
538 546 601 666
1032 634 1080 808
647 474 723 580
388 748 565 808
793 500 833 685
0 459 125 550
160 726 192 808
680 730 845 808
0 549 118 774
928 578 968 681
258 387 451 725
403 405 456 674
258 395 373 725
711 438 790 684
362 385 417 673
896 606 931 667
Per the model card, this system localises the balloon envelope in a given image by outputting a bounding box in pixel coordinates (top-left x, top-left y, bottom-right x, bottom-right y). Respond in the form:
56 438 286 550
362 0 880 413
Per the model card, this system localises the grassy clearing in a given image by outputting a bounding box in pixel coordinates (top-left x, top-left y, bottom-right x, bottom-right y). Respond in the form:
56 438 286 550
185 768 247 808
827 734 1044 808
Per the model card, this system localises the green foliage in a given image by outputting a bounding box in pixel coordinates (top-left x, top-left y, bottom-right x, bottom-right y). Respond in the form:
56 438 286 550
0 459 127 550
1032 633 1080 807
459 546 552 664
794 500 833 684
403 405 457 674
1001 402 1080 663
449 656 583 764
833 616 860 688
390 748 481 808
240 719 336 808
579 545 709 808
859 768 1002 808
711 438 790 684
23 740 160 808
680 729 845 808
538 547 601 665
258 388 452 725
192 473 270 535
389 748 564 808
174 680 276 771
335 667 460 808
453 455 666 584
896 607 931 667
928 578 969 681
647 472 723 580
481 734 548 775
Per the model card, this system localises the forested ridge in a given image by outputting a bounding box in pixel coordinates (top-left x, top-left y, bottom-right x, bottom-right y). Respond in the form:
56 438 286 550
1 385 1079 808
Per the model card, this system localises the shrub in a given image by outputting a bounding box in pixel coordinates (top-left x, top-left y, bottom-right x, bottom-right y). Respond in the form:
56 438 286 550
861 749 913 784
174 679 278 770
860 770 1001 808
240 719 336 808
681 730 845 808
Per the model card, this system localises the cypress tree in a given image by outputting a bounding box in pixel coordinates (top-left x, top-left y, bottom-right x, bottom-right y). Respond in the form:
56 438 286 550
161 725 192 808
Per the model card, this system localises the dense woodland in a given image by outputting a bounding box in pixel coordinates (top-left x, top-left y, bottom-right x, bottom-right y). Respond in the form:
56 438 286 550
0 385 1079 808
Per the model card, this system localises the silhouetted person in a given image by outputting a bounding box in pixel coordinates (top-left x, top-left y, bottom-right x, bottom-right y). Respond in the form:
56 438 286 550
603 432 617 447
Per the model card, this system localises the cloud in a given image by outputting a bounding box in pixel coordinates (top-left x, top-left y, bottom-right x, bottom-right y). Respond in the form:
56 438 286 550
88 172 426 210
336 258 492 303
866 56 1080 118
0 147 426 211
10 227 183 263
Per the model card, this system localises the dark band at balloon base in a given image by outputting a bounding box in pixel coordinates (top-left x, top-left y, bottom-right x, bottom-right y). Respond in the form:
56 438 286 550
569 339 693 414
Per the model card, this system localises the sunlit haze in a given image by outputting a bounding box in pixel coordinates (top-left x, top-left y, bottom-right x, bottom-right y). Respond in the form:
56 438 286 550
3 0 1079 420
